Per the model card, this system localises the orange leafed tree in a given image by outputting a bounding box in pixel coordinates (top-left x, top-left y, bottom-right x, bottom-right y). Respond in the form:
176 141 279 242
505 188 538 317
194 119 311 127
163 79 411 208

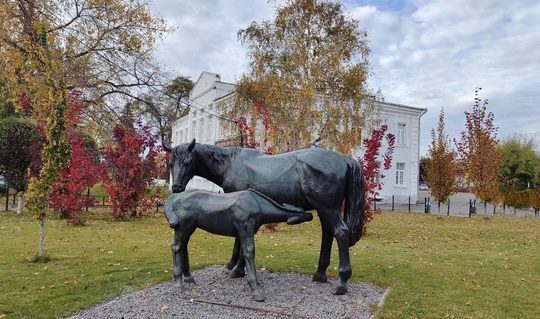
455 88 502 214
425 107 458 215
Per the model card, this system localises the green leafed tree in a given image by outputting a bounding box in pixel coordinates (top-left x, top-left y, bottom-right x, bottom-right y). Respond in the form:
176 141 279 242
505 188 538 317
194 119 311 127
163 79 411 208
498 133 539 188
456 88 502 215
0 117 43 213
425 107 458 215
223 0 380 155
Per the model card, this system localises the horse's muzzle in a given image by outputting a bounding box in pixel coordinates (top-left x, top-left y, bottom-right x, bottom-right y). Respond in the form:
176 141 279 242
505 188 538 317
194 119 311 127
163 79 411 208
171 184 185 193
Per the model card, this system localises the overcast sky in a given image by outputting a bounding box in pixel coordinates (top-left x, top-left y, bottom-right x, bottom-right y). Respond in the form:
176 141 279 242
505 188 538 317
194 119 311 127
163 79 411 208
149 0 539 156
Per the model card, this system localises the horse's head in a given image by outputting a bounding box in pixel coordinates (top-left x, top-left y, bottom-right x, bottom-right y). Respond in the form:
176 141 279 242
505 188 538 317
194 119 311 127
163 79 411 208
163 138 196 193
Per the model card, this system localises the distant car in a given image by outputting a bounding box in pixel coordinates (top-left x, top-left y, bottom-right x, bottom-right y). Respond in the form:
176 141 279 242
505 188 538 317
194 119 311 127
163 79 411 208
0 175 6 194
419 183 429 191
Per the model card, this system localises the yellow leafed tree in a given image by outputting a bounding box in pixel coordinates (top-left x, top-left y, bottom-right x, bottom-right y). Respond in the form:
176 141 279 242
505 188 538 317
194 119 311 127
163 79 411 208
0 0 172 141
223 0 381 155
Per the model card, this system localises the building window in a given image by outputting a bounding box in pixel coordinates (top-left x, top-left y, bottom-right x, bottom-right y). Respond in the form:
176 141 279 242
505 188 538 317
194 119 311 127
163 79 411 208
396 162 405 186
397 123 406 145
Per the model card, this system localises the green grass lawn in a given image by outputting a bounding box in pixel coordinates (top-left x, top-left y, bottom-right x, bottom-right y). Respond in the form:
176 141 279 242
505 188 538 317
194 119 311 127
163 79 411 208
1 210 539 318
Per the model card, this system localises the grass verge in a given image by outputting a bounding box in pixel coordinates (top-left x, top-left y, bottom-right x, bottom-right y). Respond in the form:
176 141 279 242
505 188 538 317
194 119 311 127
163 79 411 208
0 210 538 318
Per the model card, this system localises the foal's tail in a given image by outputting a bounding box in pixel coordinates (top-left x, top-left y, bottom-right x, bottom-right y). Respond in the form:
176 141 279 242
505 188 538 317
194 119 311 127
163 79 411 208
344 159 365 247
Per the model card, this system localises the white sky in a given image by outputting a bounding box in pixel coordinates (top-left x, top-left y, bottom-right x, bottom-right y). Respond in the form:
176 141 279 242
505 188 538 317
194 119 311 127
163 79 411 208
149 0 540 156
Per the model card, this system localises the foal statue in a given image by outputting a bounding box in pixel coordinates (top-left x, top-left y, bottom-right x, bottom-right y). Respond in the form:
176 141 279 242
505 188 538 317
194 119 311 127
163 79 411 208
164 188 313 302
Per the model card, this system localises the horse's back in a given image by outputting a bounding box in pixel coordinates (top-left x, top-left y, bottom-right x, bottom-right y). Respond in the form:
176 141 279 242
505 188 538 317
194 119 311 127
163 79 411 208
227 147 353 209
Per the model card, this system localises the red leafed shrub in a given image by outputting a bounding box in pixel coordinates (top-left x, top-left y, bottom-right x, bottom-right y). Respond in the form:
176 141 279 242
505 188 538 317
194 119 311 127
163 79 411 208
101 118 163 219
358 125 395 235
49 91 105 225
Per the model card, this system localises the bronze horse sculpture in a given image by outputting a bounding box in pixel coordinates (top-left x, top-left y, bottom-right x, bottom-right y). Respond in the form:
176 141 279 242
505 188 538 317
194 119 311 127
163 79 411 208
164 188 313 301
163 139 365 295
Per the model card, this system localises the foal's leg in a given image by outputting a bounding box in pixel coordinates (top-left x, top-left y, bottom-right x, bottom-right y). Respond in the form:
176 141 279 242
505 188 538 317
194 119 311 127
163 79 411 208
171 229 187 292
234 219 264 302
181 232 196 284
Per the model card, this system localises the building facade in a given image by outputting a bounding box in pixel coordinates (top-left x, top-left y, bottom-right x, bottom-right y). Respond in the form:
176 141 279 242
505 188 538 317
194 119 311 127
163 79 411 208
170 71 427 203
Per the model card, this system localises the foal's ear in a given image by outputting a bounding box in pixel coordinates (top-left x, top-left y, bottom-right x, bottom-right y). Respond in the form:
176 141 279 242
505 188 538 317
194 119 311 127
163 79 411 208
162 141 173 153
188 138 196 152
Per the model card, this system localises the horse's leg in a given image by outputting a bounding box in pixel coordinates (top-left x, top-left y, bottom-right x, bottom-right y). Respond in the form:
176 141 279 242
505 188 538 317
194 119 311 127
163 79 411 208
328 211 352 295
230 244 246 278
314 209 352 295
234 220 264 302
225 237 245 278
313 219 332 284
171 229 187 292
181 233 196 284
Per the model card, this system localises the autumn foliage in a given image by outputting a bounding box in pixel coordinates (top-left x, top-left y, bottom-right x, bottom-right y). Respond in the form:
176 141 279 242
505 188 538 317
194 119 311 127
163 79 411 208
49 91 105 225
102 117 163 219
425 107 458 213
456 88 502 212
358 125 395 234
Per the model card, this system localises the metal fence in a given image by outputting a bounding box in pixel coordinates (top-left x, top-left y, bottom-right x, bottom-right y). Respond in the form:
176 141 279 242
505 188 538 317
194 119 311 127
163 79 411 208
375 192 539 218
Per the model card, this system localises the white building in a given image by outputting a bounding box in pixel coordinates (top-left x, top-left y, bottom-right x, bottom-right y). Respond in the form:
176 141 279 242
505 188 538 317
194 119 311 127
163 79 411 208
171 71 427 203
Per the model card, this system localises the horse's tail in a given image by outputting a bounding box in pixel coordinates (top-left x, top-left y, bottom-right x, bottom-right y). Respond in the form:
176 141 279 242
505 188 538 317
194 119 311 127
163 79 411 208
344 159 365 247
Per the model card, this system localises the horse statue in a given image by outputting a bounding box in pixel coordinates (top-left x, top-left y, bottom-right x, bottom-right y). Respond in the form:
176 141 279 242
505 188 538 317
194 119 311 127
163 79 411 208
164 188 314 302
163 138 365 295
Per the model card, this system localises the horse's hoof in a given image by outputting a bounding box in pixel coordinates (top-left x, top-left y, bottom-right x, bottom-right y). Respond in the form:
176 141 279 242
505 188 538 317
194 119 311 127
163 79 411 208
312 272 328 283
229 268 245 278
184 276 196 284
174 282 188 293
252 292 265 302
225 262 235 270
332 284 348 295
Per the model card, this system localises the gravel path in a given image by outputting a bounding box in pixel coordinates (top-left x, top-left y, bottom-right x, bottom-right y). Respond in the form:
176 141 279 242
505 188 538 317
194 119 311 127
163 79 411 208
68 265 388 319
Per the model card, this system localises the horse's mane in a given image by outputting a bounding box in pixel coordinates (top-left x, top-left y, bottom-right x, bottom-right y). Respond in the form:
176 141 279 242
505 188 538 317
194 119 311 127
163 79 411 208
200 144 242 166
247 188 305 213
172 143 242 164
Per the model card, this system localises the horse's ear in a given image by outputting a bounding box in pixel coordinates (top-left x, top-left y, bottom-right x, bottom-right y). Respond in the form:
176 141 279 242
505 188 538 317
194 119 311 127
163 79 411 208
162 141 173 153
188 138 196 152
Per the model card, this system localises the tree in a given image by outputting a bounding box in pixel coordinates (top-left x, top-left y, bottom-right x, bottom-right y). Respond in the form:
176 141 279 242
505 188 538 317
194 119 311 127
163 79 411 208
0 117 43 213
456 88 502 215
498 133 539 188
358 124 394 234
133 76 194 142
224 0 379 155
49 91 105 225
0 0 172 143
101 109 163 219
24 24 71 261
425 107 458 215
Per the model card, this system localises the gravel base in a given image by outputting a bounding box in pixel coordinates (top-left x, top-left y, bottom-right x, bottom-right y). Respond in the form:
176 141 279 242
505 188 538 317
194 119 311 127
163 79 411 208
68 265 387 319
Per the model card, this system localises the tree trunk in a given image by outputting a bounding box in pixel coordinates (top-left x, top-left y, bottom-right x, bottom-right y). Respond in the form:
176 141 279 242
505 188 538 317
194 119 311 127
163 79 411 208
38 216 45 258
17 193 24 214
